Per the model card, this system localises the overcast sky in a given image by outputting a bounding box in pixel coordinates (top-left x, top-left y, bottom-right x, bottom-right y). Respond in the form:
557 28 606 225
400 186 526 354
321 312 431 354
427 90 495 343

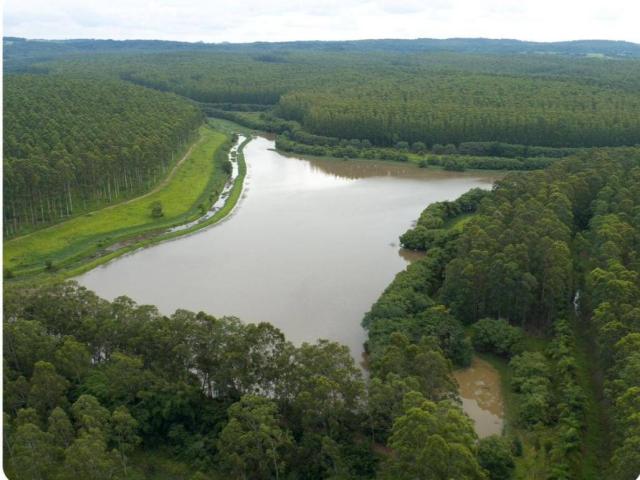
4 0 639 44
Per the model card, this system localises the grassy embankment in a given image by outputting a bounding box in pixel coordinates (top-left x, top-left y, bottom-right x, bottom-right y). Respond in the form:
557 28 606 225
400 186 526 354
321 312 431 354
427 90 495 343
4 124 248 281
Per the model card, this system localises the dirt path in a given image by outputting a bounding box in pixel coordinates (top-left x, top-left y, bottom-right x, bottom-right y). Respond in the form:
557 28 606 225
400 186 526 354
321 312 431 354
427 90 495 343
7 133 204 243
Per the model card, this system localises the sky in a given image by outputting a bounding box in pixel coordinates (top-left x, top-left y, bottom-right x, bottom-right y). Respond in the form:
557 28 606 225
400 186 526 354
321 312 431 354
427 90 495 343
3 0 639 44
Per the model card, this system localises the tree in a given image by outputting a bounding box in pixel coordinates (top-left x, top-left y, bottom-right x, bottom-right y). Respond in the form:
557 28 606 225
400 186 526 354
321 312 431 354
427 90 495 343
217 395 291 480
371 334 457 402
47 407 75 449
471 318 523 357
54 336 91 383
289 340 365 438
70 395 111 437
381 392 485 480
62 430 119 480
477 436 515 480
10 423 57 480
4 320 56 377
111 406 141 476
28 361 69 417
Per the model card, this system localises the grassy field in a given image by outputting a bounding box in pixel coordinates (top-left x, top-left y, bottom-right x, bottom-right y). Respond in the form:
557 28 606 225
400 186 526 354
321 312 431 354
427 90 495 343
4 125 229 278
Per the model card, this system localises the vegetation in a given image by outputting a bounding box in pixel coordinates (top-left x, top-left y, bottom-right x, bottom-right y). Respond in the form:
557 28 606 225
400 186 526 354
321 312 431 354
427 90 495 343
3 75 203 236
4 35 640 479
4 125 228 278
363 145 640 479
471 319 523 358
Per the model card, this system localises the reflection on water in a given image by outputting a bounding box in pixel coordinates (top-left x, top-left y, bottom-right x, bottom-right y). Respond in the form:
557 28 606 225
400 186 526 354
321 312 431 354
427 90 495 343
282 151 500 183
453 356 505 438
78 136 500 360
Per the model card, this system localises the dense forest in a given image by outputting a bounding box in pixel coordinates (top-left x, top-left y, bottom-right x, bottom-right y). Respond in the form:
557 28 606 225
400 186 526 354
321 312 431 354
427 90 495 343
276 75 640 147
3 75 203 236
3 36 640 479
385 146 640 478
30 46 640 152
4 146 639 478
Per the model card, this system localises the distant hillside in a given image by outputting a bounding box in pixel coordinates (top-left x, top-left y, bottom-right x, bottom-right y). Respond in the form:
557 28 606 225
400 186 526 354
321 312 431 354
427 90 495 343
4 36 640 72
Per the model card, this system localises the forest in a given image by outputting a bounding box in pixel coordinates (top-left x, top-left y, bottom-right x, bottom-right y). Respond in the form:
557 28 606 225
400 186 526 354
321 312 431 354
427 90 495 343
3 75 203 236
3 36 640 480
28 45 640 153
4 145 640 479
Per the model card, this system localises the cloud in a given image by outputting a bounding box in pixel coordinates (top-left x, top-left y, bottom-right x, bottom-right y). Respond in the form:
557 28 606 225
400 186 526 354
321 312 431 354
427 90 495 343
3 0 639 43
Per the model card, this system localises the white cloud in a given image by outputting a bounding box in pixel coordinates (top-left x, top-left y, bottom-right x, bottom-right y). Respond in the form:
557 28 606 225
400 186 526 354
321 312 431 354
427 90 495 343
3 0 639 43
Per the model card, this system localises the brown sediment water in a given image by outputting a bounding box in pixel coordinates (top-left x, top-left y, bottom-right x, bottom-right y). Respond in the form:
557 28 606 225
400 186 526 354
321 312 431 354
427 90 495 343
77 136 501 360
453 356 505 438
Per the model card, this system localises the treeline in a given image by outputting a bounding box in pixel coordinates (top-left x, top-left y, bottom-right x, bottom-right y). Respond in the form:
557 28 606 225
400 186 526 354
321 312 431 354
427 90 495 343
372 145 640 478
275 135 410 162
582 160 640 479
423 154 556 171
5 149 639 479
3 282 497 480
400 188 489 250
278 73 640 148
272 127 557 170
3 74 203 236
42 49 640 150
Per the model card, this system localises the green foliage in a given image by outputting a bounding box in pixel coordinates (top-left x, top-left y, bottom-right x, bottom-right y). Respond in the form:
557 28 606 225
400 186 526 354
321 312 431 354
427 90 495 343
111 405 141 476
27 361 69 417
61 430 119 480
3 74 203 235
5 44 640 477
3 283 372 478
471 318 523 357
150 201 164 218
10 423 57 480
4 126 228 277
400 188 488 251
216 395 291 479
380 391 485 480
47 407 74 448
477 435 515 480
509 352 552 426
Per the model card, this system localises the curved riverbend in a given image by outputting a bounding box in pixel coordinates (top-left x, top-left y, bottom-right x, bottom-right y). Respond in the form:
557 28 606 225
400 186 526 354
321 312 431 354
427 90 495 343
77 136 500 360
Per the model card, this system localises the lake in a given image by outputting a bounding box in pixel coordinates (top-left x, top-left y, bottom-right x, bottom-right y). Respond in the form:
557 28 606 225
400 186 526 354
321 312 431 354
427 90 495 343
77 136 499 362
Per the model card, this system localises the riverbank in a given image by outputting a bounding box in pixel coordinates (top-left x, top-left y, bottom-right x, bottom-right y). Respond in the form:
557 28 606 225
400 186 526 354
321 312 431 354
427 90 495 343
4 125 249 283
206 111 555 173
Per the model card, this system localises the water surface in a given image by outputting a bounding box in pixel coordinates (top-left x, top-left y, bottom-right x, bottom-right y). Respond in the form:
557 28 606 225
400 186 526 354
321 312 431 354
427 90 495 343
453 356 505 437
78 137 499 360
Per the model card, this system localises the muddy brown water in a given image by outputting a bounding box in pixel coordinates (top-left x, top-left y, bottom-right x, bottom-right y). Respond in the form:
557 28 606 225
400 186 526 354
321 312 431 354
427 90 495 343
453 356 505 437
77 136 500 361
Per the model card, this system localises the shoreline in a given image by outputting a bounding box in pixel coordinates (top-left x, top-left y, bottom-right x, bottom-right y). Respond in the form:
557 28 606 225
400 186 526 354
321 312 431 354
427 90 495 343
5 133 251 285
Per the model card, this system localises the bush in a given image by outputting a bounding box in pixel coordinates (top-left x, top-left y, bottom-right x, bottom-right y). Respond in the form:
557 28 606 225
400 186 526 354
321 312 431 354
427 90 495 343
221 159 233 175
509 352 551 426
150 201 164 218
471 318 523 357
477 436 515 480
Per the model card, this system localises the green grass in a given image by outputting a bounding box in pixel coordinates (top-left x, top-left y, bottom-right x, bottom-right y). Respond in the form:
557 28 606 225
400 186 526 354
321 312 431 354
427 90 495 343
207 116 257 136
4 125 229 278
442 213 475 232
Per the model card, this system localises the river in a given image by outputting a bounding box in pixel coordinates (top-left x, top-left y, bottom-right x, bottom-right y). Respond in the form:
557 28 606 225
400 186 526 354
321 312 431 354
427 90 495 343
77 136 499 362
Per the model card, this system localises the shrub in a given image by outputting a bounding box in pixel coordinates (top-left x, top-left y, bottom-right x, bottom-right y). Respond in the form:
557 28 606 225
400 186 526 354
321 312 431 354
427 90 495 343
471 318 523 357
150 201 164 218
477 435 516 480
